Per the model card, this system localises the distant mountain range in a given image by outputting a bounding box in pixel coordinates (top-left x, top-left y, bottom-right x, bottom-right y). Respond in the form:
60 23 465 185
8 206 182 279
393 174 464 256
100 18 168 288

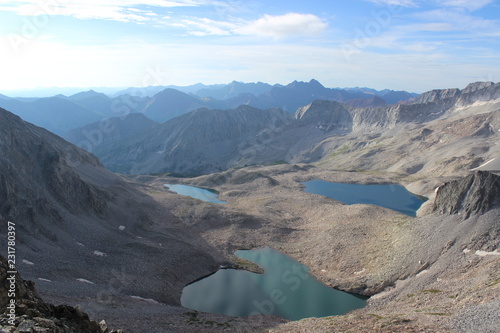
0 80 418 134
68 81 499 176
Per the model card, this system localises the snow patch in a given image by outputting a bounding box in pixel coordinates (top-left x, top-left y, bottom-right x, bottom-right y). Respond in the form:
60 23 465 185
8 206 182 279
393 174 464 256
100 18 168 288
22 259 34 265
119 225 126 231
76 278 95 284
354 268 366 275
76 242 84 247
463 248 471 254
475 249 500 257
93 250 106 257
130 296 160 304
416 269 428 277
38 278 52 282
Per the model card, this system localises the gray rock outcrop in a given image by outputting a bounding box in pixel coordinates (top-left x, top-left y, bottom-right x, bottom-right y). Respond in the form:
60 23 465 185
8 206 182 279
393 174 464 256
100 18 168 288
433 171 500 218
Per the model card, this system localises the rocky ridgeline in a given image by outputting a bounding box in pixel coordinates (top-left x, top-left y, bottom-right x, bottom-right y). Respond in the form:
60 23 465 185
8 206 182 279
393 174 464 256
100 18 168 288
412 81 500 106
433 171 500 218
0 256 122 333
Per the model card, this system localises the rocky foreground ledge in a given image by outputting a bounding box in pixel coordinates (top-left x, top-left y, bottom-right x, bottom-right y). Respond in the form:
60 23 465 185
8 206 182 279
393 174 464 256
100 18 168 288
0 256 122 333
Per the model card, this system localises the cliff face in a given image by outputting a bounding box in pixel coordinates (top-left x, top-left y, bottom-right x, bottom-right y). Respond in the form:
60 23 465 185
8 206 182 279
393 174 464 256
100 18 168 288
412 88 461 104
411 81 500 107
433 171 500 218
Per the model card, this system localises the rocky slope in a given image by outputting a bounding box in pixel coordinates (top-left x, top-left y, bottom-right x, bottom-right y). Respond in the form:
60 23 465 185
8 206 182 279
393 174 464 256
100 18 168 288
0 255 118 332
0 107 221 325
130 163 498 332
96 105 293 175
63 113 158 153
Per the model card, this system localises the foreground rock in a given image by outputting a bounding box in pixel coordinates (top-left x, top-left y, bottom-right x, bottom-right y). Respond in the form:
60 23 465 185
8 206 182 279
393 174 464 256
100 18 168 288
0 255 122 333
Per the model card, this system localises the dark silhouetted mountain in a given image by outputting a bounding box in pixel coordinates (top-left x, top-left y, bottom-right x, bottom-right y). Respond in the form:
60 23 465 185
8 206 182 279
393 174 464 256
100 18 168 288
63 112 158 152
140 88 208 123
195 81 275 99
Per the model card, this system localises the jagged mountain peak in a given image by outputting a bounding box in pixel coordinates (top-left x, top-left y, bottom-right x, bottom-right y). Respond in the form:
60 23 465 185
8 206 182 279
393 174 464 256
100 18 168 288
411 81 499 105
462 81 495 94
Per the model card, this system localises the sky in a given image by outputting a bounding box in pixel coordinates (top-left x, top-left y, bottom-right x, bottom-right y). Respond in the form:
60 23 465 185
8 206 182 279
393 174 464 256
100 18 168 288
0 0 499 94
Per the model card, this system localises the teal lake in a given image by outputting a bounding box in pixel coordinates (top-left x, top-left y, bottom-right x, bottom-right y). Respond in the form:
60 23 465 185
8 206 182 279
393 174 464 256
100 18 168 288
181 247 367 320
164 184 226 204
303 180 426 217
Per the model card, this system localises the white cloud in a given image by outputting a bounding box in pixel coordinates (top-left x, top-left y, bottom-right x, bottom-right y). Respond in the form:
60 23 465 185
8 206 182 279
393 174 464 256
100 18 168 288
367 0 494 10
170 13 328 39
180 17 237 36
405 22 455 31
236 13 328 39
0 37 498 93
365 0 418 7
0 0 199 22
414 8 500 35
434 0 495 11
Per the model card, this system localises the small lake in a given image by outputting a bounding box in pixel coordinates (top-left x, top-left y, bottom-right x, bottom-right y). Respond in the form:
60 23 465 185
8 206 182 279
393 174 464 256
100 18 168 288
181 247 366 320
303 180 425 217
164 184 226 204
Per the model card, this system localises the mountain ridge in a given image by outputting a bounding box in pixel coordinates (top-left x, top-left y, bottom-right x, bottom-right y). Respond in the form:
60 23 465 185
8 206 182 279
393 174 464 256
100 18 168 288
88 81 500 176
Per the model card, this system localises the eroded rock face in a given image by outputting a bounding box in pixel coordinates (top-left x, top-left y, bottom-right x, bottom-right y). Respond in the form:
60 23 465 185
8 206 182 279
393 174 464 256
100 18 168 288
433 171 500 218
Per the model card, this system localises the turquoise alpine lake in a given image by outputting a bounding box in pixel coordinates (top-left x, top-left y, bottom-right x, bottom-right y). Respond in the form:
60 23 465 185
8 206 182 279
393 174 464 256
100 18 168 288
303 180 426 217
164 184 226 204
181 247 367 320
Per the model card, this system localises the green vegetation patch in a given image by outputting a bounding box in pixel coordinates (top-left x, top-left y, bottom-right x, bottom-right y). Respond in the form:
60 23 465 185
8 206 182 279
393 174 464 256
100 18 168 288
421 289 442 294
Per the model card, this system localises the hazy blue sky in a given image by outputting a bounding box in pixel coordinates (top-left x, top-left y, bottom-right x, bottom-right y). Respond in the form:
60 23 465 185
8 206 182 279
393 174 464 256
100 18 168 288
0 0 499 93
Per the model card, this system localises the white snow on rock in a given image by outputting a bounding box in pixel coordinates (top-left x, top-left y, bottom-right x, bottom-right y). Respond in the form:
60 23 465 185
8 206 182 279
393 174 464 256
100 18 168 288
130 296 160 304
76 278 95 284
93 250 106 257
